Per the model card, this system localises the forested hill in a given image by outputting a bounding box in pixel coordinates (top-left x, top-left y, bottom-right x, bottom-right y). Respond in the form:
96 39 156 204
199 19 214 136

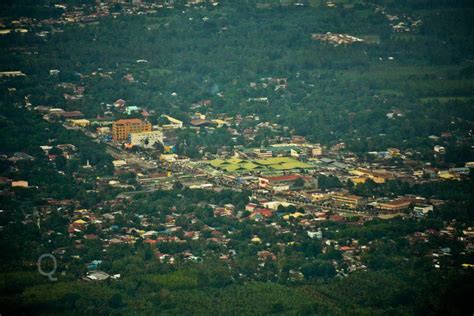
1 0 473 158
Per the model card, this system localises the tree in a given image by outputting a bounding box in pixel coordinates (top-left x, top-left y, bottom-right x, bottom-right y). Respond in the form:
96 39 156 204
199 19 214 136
294 177 305 188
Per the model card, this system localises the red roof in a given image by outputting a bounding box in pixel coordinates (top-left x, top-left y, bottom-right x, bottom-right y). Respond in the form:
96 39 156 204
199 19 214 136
114 99 126 106
251 208 273 218
190 119 212 126
329 214 345 222
84 234 98 240
0 177 11 184
59 111 83 118
265 175 301 182
340 246 354 251
144 239 158 244
184 231 195 238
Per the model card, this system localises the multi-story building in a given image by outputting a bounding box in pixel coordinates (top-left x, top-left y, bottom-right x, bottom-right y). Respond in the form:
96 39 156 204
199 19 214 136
112 119 151 141
259 174 315 190
129 130 163 148
377 198 413 213
311 144 323 157
332 193 366 209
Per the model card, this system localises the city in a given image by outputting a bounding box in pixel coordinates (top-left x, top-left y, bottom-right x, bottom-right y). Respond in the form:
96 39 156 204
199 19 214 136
0 0 473 314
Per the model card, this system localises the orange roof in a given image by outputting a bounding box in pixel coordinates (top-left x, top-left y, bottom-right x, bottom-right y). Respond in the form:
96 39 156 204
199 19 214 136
251 208 273 218
340 246 354 251
114 118 144 125
144 239 158 244
379 198 413 207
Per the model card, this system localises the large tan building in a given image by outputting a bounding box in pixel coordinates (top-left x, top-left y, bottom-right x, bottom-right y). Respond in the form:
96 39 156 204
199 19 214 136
332 193 366 209
112 119 152 141
377 198 413 213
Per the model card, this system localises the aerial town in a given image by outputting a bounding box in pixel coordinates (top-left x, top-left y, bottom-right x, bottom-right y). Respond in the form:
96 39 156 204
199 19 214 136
0 0 473 314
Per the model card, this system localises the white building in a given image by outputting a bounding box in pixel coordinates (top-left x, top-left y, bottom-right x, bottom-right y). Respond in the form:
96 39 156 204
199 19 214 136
434 145 446 154
162 115 183 129
130 130 163 148
413 205 434 215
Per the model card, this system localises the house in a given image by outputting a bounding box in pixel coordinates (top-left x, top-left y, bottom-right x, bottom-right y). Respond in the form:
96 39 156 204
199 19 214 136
0 71 26 78
250 208 273 221
11 180 28 188
257 250 277 261
291 135 306 144
434 145 446 154
283 212 305 220
251 236 262 243
245 203 258 212
114 99 126 108
310 144 323 157
84 271 110 281
112 160 127 168
308 230 323 239
0 177 12 185
54 111 84 120
8 152 35 162
329 214 345 222
339 246 355 252
189 119 214 127
387 148 401 157
262 201 294 210
125 105 140 115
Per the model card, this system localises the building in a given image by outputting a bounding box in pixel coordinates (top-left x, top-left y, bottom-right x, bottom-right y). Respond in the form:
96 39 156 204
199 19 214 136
0 71 26 78
311 144 323 157
53 111 84 120
68 119 90 127
350 168 392 184
189 119 213 127
112 160 127 168
129 130 163 148
387 148 401 157
112 119 152 141
125 106 140 115
113 99 126 108
377 198 413 213
332 193 366 209
162 115 183 129
291 135 306 144
259 174 314 190
413 204 434 216
11 180 29 188
434 145 446 154
254 149 273 158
